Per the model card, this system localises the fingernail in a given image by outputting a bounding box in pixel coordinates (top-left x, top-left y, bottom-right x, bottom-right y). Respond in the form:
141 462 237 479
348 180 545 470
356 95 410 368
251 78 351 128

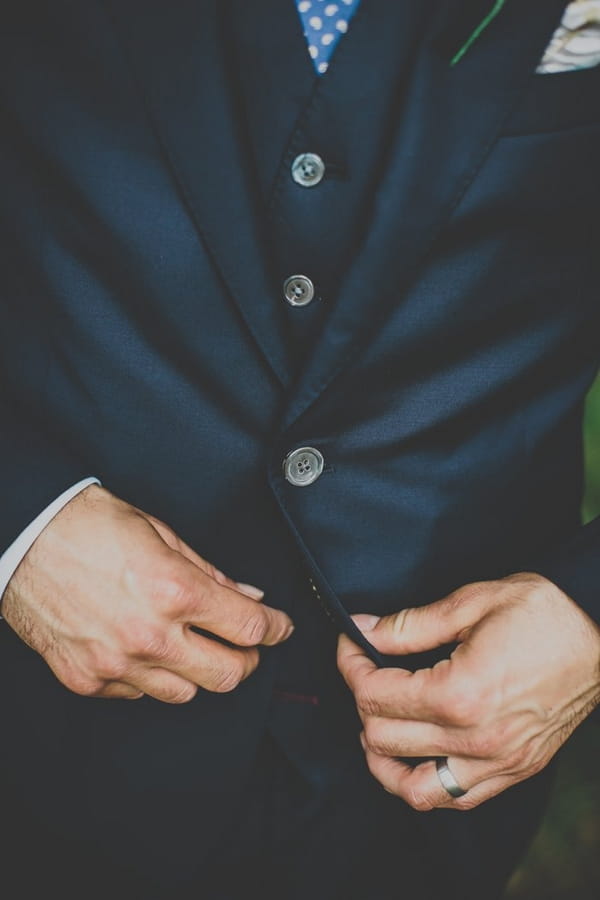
352 614 380 633
236 582 264 601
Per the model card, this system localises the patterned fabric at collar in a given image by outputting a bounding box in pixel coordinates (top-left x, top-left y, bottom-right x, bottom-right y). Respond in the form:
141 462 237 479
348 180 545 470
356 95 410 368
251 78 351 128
295 0 361 74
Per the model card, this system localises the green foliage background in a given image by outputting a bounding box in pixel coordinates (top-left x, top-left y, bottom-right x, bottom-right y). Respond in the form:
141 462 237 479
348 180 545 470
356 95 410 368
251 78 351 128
584 379 600 523
504 380 600 900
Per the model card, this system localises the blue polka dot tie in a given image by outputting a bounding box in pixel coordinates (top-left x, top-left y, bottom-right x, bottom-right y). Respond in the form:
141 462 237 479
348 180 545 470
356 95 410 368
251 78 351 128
295 0 361 74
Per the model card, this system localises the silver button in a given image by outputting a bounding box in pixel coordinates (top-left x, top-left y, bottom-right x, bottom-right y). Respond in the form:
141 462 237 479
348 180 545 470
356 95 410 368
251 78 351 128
283 275 315 307
291 152 326 187
283 447 325 487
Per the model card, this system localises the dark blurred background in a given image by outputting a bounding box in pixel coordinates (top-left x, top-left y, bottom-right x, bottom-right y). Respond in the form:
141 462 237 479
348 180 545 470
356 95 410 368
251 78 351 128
504 380 600 899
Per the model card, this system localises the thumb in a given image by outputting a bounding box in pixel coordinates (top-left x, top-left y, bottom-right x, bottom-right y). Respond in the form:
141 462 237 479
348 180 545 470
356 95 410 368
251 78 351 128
352 583 492 656
146 515 265 600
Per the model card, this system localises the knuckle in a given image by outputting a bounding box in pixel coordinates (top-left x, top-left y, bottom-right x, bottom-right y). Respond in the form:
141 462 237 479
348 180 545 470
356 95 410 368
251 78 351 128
455 795 482 811
98 658 128 682
155 571 190 614
64 673 105 698
363 721 391 756
390 607 413 638
212 661 246 693
500 747 523 774
126 622 170 660
526 757 545 779
450 581 486 607
408 790 435 813
235 612 268 647
108 684 141 700
355 681 379 717
88 648 128 682
444 678 482 727
468 729 501 760
163 683 198 705
504 744 534 775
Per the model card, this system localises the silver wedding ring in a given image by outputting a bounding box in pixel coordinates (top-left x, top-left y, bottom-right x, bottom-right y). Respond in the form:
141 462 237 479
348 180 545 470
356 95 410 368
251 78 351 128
436 757 468 798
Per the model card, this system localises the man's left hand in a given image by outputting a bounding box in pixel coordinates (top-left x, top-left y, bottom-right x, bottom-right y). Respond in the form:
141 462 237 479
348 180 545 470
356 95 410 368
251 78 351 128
337 573 600 810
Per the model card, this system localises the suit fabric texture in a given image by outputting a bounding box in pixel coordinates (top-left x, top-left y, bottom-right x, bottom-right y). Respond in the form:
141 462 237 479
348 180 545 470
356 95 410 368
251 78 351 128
1 1 599 897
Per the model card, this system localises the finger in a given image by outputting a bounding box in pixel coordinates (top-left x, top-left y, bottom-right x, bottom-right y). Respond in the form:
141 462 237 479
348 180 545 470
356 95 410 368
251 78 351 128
362 748 505 811
146 516 265 601
424 757 517 810
130 668 199 705
173 558 293 647
128 625 261 693
337 633 380 689
173 544 265 601
352 581 497 656
98 682 145 700
174 628 261 692
338 640 451 723
362 716 458 759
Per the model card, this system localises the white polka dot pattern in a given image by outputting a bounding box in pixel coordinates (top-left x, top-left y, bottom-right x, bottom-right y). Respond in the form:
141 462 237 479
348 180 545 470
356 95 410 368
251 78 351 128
295 0 360 74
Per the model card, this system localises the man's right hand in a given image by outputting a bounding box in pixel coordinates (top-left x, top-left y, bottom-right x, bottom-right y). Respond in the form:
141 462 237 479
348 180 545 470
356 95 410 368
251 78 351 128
0 485 293 703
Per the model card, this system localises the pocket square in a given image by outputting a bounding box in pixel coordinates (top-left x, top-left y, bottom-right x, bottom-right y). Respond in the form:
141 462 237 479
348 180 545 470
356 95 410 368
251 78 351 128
537 0 600 73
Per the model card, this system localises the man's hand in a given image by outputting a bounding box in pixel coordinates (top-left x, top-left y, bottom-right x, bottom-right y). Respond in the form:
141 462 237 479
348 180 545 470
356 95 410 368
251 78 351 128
337 573 600 810
1 485 293 703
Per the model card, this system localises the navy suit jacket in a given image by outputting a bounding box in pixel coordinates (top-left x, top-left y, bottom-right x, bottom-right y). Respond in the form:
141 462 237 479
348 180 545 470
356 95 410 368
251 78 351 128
0 0 598 878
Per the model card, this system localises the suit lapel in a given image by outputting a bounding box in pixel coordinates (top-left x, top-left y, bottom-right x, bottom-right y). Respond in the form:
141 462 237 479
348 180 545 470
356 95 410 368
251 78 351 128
281 0 567 429
102 0 567 410
103 0 293 387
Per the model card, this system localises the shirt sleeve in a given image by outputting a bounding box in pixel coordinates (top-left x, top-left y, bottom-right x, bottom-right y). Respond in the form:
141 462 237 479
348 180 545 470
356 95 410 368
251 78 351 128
0 477 100 611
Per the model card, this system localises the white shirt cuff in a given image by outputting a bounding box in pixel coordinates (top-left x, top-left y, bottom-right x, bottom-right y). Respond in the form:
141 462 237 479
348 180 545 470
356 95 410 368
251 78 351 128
0 477 101 610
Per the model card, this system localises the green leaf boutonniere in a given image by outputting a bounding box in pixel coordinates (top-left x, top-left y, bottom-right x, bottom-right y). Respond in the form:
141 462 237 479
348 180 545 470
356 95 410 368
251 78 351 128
451 0 507 65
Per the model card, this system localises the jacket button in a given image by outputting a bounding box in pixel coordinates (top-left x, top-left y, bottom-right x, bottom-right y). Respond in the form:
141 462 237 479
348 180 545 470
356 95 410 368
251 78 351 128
291 152 325 187
283 447 325 486
283 275 315 307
